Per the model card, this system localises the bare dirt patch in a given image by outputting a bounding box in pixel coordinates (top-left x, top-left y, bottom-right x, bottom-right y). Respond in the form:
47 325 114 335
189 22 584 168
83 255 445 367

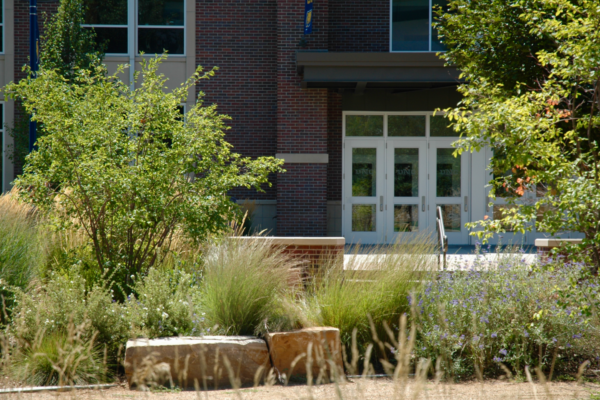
2 379 600 400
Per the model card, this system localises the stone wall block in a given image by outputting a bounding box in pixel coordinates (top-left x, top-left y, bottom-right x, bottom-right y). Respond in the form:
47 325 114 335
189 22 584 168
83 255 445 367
124 336 271 390
266 327 344 382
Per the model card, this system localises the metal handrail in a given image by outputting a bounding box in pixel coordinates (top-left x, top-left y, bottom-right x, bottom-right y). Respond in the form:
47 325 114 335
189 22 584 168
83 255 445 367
436 206 448 270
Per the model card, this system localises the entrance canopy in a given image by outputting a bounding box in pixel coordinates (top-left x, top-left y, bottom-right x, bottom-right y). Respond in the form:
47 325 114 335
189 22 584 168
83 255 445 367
296 52 461 92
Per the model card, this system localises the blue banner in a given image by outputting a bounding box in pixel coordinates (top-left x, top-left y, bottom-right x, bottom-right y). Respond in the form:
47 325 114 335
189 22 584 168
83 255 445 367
304 0 313 35
29 0 39 153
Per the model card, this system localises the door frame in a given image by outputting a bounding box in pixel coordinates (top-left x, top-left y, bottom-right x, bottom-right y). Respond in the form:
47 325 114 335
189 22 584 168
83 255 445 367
428 138 471 245
342 138 386 244
341 111 473 245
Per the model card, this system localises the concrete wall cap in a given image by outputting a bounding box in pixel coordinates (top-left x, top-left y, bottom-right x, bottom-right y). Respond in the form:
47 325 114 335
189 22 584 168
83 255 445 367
233 237 345 246
535 238 583 247
276 153 329 164
126 336 264 348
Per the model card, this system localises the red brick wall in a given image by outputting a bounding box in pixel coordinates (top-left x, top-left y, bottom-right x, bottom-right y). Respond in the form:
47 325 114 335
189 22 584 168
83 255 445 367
277 163 327 236
328 0 390 52
276 0 329 236
327 90 342 201
281 244 345 269
13 0 60 178
196 0 278 200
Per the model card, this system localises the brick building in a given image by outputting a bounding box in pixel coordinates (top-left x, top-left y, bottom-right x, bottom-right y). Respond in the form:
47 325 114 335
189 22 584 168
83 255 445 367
0 0 576 245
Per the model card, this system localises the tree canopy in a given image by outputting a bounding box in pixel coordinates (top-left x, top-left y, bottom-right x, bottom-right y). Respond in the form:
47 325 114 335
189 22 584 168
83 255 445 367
5 57 284 281
438 0 600 266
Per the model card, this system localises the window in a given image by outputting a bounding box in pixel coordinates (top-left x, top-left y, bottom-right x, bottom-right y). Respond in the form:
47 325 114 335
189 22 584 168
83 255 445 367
84 0 128 54
0 0 4 53
345 114 457 138
83 0 185 55
391 0 448 52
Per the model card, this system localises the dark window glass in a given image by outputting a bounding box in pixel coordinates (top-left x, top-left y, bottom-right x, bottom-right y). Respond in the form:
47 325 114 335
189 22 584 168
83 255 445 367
394 205 419 232
0 29 3 53
388 115 425 137
139 0 184 25
345 115 383 137
430 115 456 137
86 27 128 54
436 148 461 197
0 103 3 126
85 0 128 25
394 148 419 197
138 28 184 54
438 204 461 232
392 0 429 51
431 0 448 51
352 148 377 197
352 205 376 232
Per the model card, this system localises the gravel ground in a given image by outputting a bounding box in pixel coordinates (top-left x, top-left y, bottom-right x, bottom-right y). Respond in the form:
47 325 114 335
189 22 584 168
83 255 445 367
2 379 599 400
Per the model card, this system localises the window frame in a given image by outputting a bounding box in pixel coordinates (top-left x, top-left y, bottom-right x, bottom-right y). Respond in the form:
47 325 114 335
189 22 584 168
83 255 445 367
342 112 458 140
0 0 4 54
389 0 445 53
82 0 186 57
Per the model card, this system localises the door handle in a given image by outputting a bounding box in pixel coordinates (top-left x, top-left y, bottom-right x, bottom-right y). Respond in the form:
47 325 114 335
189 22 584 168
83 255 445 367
486 196 490 212
464 195 468 212
422 196 426 212
380 196 383 212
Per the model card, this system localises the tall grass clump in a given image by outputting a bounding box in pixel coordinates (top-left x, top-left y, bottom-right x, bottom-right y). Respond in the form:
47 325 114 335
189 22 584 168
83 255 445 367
200 237 300 335
9 322 108 386
415 247 600 380
0 189 44 305
303 235 437 357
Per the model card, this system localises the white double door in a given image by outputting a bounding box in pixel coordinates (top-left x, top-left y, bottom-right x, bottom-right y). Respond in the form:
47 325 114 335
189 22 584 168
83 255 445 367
343 137 471 245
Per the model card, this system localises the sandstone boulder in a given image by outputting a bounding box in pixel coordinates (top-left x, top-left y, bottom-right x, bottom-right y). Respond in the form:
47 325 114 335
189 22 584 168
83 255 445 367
124 336 271 390
265 327 344 382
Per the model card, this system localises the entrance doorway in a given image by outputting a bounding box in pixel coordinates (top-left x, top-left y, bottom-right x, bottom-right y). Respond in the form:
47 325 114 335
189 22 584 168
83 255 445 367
342 112 471 245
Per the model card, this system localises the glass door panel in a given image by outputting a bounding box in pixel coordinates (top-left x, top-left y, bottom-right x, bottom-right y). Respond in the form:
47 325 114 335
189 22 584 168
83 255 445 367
386 141 427 243
528 181 573 243
343 141 386 244
429 141 470 244
483 147 528 246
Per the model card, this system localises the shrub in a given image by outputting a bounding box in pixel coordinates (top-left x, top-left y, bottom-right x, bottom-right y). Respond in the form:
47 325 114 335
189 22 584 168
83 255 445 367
8 56 284 287
9 268 129 360
303 237 436 357
9 322 108 386
415 248 600 380
126 267 203 338
200 237 299 335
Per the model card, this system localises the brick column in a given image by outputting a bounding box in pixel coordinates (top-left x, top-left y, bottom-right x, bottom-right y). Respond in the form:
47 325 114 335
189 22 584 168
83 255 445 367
276 0 329 236
13 0 59 179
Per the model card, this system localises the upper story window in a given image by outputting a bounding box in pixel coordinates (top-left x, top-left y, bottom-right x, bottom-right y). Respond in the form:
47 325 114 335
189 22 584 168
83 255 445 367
83 0 185 56
391 0 447 52
0 0 4 53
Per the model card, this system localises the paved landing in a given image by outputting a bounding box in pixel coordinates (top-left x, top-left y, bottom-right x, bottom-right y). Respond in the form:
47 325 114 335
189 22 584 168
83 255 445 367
343 245 539 270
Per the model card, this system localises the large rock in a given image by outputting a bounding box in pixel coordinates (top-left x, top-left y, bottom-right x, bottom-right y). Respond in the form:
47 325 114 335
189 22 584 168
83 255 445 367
124 336 271 390
266 327 344 382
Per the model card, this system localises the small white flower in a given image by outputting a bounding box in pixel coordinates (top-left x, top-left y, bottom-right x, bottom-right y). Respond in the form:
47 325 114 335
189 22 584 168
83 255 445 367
162 312 169 319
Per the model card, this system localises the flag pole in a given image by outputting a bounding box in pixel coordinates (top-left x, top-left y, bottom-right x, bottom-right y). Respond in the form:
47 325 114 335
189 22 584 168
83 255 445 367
28 0 38 153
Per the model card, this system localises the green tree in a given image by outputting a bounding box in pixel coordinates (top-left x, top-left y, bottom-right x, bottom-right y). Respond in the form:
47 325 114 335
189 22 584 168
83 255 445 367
4 0 104 179
437 0 600 268
40 0 104 79
5 56 284 285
